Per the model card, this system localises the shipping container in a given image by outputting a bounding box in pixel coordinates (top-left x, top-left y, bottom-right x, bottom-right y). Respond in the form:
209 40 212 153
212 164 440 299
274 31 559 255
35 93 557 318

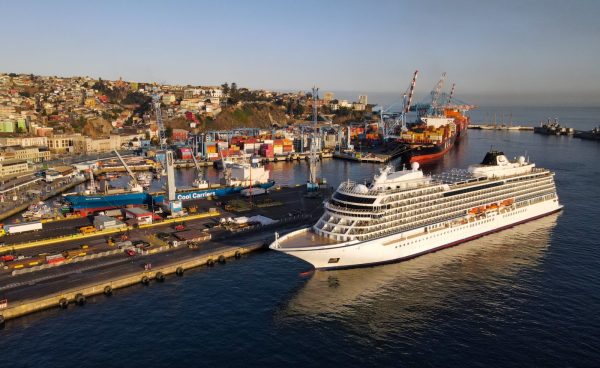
46 254 66 264
63 250 87 259
4 221 43 234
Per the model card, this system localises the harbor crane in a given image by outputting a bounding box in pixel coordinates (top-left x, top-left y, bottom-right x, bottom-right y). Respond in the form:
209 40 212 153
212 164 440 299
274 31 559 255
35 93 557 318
448 83 456 105
191 153 209 188
307 86 320 193
114 150 143 192
430 72 447 110
383 70 419 139
152 86 167 151
440 84 476 111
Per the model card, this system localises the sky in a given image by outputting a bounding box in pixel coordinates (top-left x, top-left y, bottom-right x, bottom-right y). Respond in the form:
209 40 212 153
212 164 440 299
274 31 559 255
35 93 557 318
2 0 599 106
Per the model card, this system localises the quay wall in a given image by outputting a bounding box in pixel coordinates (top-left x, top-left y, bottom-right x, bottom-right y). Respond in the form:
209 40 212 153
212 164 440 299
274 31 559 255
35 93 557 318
0 242 263 322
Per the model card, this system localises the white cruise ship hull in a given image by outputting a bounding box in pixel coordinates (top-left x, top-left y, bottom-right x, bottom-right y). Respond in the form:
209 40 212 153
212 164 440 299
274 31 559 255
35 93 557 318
272 199 562 270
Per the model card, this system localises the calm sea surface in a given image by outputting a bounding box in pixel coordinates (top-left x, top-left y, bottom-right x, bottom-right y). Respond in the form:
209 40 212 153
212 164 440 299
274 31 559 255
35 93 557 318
1 107 599 367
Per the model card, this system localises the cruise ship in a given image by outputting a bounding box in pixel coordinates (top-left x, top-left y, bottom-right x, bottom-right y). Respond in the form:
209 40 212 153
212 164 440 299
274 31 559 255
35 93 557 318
270 151 562 269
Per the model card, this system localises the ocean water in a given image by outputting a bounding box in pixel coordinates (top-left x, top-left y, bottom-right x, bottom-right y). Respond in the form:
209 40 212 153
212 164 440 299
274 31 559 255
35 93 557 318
1 107 600 367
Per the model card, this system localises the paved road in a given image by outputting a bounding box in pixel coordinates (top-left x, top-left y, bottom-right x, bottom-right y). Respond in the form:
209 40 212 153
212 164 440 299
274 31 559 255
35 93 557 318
0 242 225 299
0 186 324 303
0 221 306 303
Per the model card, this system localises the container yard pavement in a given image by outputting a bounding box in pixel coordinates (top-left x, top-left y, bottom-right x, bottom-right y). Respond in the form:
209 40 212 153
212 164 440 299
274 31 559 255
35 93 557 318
3 211 219 253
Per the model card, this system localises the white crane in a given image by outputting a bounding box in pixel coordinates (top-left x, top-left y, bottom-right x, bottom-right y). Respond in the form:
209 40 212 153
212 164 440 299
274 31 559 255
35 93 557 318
191 153 209 189
114 150 143 193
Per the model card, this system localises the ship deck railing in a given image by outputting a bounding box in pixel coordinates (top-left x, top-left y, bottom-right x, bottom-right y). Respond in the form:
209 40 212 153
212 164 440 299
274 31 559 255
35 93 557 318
338 180 445 197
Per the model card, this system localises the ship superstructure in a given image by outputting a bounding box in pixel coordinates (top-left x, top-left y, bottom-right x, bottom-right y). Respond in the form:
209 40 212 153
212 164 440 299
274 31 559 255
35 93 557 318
271 150 562 269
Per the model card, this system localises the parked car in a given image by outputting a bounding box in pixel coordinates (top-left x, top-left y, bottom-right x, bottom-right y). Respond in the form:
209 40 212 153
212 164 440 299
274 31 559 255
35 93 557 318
156 232 170 241
133 240 151 249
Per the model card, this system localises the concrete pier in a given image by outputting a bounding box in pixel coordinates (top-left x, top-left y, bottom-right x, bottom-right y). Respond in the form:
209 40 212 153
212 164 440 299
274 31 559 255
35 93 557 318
0 242 263 322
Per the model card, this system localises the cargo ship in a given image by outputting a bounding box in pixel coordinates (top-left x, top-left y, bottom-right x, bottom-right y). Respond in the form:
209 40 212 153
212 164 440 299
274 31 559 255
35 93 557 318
395 72 474 164
153 162 275 202
65 161 275 215
399 116 459 163
400 104 472 163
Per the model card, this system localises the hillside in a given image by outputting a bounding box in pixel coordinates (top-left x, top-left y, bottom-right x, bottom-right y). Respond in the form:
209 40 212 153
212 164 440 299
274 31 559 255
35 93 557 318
166 103 291 133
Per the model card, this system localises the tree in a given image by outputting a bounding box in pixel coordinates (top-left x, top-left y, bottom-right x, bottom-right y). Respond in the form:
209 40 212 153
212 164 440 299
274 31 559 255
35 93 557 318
294 104 305 116
221 82 230 95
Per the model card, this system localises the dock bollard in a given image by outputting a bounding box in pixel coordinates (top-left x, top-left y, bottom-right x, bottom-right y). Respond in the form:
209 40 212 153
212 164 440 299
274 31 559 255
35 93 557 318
234 251 242 259
155 272 165 282
141 276 150 285
75 293 86 306
176 267 184 276
104 286 113 296
59 298 68 309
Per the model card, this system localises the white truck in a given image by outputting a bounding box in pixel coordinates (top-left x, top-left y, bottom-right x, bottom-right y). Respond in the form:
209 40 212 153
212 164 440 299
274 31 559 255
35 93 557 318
3 221 43 235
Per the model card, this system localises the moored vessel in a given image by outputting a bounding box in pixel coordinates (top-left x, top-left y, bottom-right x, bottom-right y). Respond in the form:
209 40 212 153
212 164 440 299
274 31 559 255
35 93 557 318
574 126 600 141
270 150 562 270
65 159 275 214
397 73 475 163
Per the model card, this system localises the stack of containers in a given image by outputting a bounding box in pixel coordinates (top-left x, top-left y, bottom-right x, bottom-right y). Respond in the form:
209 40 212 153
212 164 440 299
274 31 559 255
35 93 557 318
217 141 229 152
283 138 294 153
205 142 218 161
259 143 274 158
243 138 258 155
273 139 284 155
177 147 193 160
